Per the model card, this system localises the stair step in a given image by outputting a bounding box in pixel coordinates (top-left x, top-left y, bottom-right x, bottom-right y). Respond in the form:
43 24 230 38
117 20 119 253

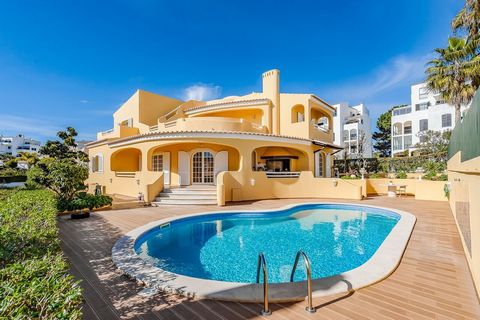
162 189 216 195
156 194 217 200
178 185 216 190
152 198 217 205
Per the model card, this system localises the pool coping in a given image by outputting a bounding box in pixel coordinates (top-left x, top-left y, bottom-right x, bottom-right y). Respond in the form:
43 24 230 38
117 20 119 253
111 202 416 303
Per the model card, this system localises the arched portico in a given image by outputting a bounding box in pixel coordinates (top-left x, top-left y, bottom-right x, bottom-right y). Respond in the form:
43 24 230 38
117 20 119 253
110 148 142 172
251 146 309 172
146 142 240 186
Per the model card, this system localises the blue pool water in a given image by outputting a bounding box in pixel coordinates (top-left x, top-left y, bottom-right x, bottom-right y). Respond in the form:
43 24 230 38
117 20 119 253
134 204 399 283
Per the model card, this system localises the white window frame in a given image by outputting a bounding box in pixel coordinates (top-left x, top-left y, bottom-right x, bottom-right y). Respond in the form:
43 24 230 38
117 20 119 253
91 153 103 173
419 119 428 132
152 154 164 171
441 114 452 128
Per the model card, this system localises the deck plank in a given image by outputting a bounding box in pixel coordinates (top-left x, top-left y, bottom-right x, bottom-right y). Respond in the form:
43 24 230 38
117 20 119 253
58 196 480 319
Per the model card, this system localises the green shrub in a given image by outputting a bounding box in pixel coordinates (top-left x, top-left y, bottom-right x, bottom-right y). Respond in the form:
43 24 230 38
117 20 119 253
438 174 448 181
0 190 82 318
57 194 113 212
0 189 16 202
368 172 386 178
0 254 82 319
0 167 27 178
334 153 447 175
0 190 58 265
396 171 407 179
340 175 359 179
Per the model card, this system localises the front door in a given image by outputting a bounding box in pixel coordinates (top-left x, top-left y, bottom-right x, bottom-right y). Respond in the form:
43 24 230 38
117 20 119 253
192 151 214 184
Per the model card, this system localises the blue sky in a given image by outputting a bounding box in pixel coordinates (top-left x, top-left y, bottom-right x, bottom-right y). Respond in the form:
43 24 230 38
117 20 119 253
0 0 463 142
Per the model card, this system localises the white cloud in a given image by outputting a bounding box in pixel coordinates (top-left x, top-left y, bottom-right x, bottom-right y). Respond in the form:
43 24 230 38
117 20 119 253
182 84 221 101
80 99 90 104
325 53 433 103
0 115 61 138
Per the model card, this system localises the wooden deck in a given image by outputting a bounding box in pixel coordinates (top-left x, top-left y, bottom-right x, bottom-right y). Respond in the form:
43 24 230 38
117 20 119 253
58 197 480 319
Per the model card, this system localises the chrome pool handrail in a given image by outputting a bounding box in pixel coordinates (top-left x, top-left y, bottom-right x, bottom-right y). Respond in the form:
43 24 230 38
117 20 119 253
256 252 271 316
290 250 316 313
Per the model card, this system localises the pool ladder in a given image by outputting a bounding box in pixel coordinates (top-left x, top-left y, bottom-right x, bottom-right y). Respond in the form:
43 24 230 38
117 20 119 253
290 250 316 313
256 253 272 316
256 250 315 316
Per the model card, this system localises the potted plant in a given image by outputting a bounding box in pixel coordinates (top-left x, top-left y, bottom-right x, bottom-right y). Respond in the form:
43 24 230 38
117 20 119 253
70 193 112 219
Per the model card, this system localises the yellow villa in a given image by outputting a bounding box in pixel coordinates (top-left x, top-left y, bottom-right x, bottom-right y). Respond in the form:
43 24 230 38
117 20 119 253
86 70 362 205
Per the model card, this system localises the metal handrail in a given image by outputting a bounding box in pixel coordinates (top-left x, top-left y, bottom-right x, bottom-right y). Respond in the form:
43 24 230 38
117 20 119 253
256 253 271 316
290 250 316 313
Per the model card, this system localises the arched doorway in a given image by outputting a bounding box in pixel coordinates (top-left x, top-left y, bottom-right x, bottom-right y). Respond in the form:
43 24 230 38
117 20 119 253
192 151 214 184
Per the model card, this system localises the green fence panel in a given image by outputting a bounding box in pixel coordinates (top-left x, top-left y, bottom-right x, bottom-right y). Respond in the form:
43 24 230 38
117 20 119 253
448 90 480 162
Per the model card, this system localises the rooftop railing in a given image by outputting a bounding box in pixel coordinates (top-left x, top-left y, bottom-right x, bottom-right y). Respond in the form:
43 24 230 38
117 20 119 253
392 107 412 116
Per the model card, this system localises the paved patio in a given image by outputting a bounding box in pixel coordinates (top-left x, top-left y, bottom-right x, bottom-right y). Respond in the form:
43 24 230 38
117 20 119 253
58 196 480 319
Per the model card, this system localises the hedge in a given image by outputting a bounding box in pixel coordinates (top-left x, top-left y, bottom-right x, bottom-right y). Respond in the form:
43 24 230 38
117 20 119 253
334 153 447 175
0 190 83 319
0 175 27 184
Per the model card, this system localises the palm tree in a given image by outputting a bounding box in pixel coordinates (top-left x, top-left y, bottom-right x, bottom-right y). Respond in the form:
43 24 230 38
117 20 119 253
426 37 480 123
17 151 40 167
452 0 480 40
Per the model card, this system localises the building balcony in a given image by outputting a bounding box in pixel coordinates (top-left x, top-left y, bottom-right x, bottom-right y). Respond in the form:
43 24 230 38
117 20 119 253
97 125 140 140
150 117 269 134
309 122 333 142
392 106 412 116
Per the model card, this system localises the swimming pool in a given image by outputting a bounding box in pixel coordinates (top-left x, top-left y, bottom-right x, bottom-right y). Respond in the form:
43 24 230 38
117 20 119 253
112 202 416 302
134 204 399 283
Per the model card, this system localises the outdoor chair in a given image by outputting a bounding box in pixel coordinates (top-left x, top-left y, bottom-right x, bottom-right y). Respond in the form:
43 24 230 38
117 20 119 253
397 185 407 197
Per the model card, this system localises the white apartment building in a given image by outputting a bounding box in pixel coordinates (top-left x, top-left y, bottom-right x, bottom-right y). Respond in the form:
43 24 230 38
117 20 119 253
391 83 469 156
0 134 41 156
332 103 373 159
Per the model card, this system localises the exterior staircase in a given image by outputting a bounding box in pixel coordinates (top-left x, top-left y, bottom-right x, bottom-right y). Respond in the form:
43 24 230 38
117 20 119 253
152 185 217 205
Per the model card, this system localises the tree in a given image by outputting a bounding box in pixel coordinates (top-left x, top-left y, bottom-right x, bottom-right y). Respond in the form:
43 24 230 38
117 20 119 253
414 130 451 156
426 37 480 123
4 158 18 169
452 0 480 41
28 158 88 202
27 127 89 202
373 107 395 157
40 127 88 162
17 151 39 167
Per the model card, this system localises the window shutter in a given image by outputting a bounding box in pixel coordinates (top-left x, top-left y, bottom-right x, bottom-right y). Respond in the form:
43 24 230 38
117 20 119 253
98 154 104 172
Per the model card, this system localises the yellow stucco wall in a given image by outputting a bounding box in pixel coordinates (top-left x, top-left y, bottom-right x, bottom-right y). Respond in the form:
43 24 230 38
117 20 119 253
86 136 325 200
111 148 141 172
217 171 362 204
191 108 266 126
448 152 480 296
365 178 447 201
138 89 182 126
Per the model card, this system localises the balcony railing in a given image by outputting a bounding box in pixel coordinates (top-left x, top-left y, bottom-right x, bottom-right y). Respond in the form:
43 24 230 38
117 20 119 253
265 171 301 178
151 117 268 134
101 128 115 135
115 171 136 178
393 107 412 116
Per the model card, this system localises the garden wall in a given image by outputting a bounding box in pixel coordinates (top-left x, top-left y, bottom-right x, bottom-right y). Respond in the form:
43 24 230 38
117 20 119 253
217 171 362 205
447 89 480 296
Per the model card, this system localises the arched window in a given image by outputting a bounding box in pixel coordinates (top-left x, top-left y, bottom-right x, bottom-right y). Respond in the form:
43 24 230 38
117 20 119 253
343 130 349 141
393 122 403 135
291 104 305 123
